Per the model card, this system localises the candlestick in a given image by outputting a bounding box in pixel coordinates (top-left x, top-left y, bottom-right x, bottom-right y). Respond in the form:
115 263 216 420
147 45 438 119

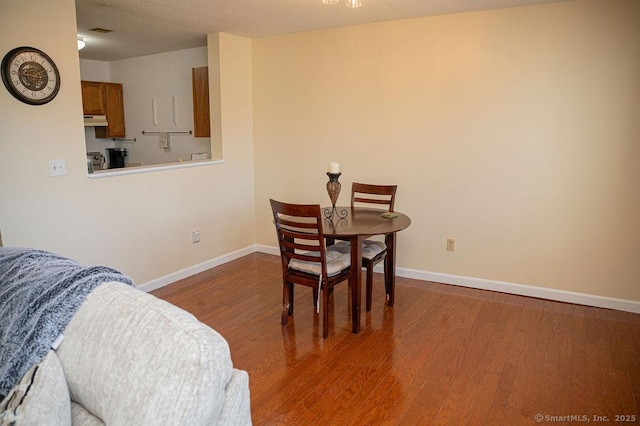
324 172 349 222
326 172 341 209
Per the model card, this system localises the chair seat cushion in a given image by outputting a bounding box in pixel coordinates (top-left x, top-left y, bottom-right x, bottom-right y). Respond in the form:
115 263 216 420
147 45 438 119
327 240 386 260
288 248 350 277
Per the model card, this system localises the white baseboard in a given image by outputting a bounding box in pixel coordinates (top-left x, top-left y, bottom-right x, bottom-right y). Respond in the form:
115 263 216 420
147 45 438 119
137 245 256 293
255 244 280 257
141 243 640 314
390 266 640 314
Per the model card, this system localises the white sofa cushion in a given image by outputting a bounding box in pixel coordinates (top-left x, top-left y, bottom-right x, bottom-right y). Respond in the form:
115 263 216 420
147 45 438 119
217 369 252 425
0 351 71 426
70 402 104 425
56 282 235 425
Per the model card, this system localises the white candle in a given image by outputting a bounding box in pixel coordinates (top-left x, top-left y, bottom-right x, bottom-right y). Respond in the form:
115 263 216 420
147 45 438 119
329 162 340 174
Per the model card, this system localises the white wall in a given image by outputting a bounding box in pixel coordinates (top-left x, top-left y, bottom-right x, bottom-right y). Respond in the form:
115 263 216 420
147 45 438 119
80 60 115 164
109 47 211 165
0 0 256 285
80 48 211 166
252 0 640 302
79 59 110 81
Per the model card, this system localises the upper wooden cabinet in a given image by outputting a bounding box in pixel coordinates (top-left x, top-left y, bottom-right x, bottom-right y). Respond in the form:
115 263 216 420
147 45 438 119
98 83 126 138
81 81 106 115
81 81 126 138
192 67 210 138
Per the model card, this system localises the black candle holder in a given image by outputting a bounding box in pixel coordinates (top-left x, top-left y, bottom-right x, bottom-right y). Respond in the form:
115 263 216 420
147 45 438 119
324 172 348 221
326 172 341 207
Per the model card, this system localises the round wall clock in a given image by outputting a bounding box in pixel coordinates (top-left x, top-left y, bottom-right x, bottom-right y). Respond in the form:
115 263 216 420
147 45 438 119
1 46 61 105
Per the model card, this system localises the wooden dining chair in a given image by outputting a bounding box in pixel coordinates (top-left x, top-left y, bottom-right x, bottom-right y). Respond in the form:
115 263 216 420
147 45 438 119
270 199 351 338
328 182 397 311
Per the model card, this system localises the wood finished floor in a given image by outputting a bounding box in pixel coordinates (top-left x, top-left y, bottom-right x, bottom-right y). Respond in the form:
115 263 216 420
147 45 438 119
151 253 640 425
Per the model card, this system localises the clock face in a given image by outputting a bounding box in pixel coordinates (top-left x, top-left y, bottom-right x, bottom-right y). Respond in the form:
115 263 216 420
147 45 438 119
1 46 61 105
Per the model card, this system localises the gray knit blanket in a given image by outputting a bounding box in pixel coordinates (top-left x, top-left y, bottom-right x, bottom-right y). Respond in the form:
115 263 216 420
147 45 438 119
0 247 134 399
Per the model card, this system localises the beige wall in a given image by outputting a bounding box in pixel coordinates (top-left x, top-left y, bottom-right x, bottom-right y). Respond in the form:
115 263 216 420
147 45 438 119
0 0 255 284
1 0 638 303
253 0 640 300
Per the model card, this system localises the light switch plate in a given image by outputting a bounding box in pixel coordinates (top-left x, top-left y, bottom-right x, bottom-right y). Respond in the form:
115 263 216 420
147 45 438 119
49 159 66 177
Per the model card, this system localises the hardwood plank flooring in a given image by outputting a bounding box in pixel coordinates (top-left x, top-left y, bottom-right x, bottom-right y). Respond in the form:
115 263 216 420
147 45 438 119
151 253 640 425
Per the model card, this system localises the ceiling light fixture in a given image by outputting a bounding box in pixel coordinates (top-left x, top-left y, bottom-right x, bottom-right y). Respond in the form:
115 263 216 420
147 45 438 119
322 0 362 7
77 36 85 50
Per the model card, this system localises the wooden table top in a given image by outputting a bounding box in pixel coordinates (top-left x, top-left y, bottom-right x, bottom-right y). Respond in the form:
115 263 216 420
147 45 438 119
321 206 411 238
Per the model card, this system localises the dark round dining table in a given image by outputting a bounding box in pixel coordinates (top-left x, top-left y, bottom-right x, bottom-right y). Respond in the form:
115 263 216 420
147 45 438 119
321 206 411 334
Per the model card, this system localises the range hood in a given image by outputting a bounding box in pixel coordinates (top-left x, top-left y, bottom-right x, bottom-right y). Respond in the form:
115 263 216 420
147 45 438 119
83 115 108 127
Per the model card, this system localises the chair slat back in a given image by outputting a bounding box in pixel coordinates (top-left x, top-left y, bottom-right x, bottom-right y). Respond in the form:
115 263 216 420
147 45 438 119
270 199 327 276
351 182 398 212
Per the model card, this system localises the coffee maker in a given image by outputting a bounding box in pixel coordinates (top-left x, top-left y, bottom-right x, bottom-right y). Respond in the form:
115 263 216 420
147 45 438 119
107 148 127 169
87 152 105 171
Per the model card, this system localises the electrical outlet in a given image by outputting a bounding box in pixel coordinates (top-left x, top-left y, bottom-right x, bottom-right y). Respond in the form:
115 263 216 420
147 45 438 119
446 238 455 252
191 230 200 244
48 159 66 177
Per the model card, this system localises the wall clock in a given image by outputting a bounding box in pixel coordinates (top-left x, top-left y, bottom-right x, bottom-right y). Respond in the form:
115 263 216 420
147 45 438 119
1 46 61 105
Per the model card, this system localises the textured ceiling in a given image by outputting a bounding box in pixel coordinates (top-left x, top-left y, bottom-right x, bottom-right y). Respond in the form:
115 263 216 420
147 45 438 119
76 0 570 62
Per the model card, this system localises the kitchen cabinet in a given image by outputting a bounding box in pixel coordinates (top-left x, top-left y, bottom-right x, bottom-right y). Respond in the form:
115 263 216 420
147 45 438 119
97 83 126 138
81 81 126 138
81 81 106 115
192 67 210 137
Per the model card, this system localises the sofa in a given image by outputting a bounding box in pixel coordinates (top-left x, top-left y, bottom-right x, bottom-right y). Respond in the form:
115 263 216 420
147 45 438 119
0 249 252 425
